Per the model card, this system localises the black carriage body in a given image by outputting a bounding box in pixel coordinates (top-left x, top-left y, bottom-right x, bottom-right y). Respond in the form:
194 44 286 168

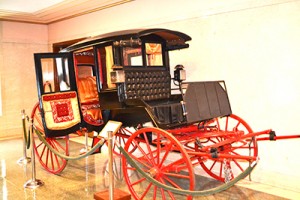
33 28 232 136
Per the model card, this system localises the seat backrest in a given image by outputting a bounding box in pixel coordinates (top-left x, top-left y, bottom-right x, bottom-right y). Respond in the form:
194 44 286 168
77 76 99 104
120 70 171 102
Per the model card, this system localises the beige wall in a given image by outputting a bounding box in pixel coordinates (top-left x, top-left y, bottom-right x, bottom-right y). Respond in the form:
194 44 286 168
0 21 48 138
0 0 299 192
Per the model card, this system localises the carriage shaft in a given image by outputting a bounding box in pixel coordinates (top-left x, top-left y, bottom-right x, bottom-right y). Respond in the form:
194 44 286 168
257 134 300 141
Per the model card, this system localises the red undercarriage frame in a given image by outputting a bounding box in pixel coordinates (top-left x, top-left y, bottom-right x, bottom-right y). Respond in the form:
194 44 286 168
119 114 300 199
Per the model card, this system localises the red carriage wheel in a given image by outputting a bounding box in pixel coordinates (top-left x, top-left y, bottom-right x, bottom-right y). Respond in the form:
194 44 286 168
111 127 137 156
122 127 195 200
31 103 68 174
198 114 258 182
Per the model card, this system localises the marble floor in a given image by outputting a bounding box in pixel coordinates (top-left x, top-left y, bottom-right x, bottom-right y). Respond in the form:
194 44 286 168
0 136 299 200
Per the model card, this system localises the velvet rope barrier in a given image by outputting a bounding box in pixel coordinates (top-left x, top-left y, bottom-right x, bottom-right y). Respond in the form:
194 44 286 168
33 127 106 160
119 145 257 196
33 123 256 196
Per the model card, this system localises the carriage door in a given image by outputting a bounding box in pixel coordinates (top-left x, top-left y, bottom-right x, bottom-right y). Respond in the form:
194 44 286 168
34 52 82 137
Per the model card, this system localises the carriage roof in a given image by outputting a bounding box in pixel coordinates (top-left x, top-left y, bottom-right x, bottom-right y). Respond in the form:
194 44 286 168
62 28 192 52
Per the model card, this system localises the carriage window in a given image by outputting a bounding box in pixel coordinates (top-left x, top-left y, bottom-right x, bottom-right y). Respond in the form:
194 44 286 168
41 58 54 93
123 46 142 66
145 43 163 66
56 58 70 91
41 57 70 93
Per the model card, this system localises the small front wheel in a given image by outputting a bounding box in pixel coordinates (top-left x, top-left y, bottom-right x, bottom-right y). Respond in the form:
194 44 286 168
199 114 258 182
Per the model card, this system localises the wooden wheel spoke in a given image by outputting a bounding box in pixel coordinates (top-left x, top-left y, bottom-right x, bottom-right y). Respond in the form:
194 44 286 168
219 161 223 177
46 148 50 166
161 174 182 189
39 144 47 160
232 159 244 172
132 158 152 170
225 116 229 131
233 121 242 131
163 172 190 180
158 177 176 200
142 132 156 163
158 143 173 168
209 160 217 171
130 176 147 186
161 157 188 172
133 140 155 166
36 140 44 149
140 182 153 199
153 185 157 199
52 139 66 152
50 150 55 170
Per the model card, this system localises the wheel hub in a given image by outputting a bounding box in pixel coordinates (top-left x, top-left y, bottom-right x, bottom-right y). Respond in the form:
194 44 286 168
148 167 159 177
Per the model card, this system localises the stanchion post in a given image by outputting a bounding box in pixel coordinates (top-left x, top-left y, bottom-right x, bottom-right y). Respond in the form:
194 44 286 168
24 121 44 189
94 120 131 200
80 128 91 154
108 131 114 200
17 109 31 165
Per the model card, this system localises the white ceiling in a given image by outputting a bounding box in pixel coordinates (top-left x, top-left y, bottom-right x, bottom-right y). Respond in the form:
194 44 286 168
0 0 133 24
0 0 65 13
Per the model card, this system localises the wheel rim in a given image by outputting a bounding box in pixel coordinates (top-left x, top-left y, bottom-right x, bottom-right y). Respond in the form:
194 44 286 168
198 114 258 182
122 127 195 200
31 103 68 174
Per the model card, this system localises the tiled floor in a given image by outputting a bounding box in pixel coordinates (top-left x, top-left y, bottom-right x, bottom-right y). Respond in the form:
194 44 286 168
0 137 299 200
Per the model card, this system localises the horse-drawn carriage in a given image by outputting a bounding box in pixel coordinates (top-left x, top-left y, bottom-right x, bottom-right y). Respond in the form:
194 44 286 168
29 28 299 199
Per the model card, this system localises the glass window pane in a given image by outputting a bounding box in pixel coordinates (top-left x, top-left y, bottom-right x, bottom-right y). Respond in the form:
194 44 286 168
41 57 70 93
41 58 54 93
56 58 70 91
123 47 142 66
145 43 163 66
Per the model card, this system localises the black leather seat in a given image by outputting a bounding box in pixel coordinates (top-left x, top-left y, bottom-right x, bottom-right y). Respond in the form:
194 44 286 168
119 69 184 126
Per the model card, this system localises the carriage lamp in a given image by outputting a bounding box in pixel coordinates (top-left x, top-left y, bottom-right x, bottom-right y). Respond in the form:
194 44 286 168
174 64 186 82
110 65 125 84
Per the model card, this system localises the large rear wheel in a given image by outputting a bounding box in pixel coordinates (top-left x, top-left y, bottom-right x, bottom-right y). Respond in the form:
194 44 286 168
31 103 68 174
